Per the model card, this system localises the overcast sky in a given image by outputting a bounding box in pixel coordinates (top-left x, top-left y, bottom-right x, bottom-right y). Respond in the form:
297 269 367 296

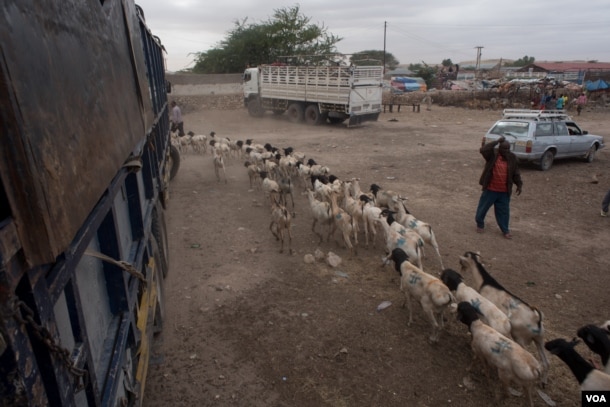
137 0 610 72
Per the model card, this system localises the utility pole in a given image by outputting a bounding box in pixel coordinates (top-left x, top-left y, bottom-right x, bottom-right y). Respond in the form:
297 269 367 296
475 46 484 78
383 21 387 76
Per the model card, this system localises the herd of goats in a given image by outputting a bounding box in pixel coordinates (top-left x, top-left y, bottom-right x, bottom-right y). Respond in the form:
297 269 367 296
171 129 610 406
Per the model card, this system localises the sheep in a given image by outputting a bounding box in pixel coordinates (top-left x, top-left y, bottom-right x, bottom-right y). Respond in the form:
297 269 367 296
545 338 610 391
459 251 550 385
329 191 356 255
577 324 610 374
260 171 280 207
389 248 453 343
212 147 227 183
457 302 542 406
342 181 365 245
186 131 207 154
304 189 335 243
269 196 293 254
359 195 384 248
277 175 296 217
244 161 261 190
390 199 444 270
369 183 402 208
209 138 230 160
600 320 610 334
349 178 374 201
440 268 512 338
312 174 333 203
378 210 424 270
307 158 330 177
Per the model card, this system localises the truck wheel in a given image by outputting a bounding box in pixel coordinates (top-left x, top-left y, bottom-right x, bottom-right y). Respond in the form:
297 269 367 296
287 103 304 123
169 145 180 180
152 207 169 278
151 238 166 334
248 99 265 117
304 105 324 125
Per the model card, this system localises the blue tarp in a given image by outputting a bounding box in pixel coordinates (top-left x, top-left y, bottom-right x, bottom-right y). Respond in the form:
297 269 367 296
585 79 609 91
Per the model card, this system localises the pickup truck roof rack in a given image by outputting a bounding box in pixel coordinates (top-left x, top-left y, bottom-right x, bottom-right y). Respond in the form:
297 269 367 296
502 109 572 121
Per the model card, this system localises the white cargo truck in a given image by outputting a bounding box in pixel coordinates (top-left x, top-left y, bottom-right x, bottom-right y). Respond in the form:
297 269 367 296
243 64 384 126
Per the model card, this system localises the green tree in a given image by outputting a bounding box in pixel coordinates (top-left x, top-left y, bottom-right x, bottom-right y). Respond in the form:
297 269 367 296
192 5 341 73
350 50 399 69
441 58 453 67
408 62 436 89
509 55 536 67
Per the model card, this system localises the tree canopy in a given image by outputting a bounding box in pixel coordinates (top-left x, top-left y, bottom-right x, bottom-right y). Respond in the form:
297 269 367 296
191 5 342 73
349 50 399 70
407 62 436 89
508 55 536 67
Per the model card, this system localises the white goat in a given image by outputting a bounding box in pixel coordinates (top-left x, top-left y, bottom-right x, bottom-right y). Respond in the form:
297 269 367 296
390 199 444 270
304 189 335 243
457 302 542 407
545 338 610 391
389 248 454 343
186 131 207 154
329 191 356 254
440 268 512 338
359 195 384 248
459 251 550 385
244 161 261 190
212 147 227 183
379 211 424 270
260 171 280 207
370 183 402 208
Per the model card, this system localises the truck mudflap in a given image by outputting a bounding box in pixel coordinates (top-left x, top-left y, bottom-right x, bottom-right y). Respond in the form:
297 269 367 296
348 112 381 127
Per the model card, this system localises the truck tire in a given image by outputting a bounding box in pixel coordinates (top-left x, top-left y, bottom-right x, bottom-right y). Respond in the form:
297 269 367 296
304 105 324 125
287 103 304 123
248 98 265 117
150 237 166 334
169 145 180 180
152 206 169 278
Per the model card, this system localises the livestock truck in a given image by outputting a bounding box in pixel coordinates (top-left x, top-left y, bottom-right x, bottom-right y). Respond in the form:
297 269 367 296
0 1 178 406
243 64 384 126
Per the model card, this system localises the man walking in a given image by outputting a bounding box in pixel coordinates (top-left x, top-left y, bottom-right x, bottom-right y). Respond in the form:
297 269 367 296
475 136 523 239
170 100 185 137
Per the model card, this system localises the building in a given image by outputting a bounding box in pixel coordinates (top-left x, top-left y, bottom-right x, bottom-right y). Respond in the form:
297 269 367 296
515 61 610 84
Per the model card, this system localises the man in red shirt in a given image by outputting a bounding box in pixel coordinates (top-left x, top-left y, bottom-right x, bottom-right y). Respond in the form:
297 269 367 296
475 136 523 239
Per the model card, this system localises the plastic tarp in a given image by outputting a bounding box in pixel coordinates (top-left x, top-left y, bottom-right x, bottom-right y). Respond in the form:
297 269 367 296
585 79 609 91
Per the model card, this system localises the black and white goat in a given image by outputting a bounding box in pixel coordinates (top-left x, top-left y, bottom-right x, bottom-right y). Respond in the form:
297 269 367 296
459 251 550 384
457 302 542 406
545 338 610 391
389 248 453 343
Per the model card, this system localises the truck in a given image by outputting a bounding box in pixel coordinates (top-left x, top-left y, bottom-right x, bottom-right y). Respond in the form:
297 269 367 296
0 1 178 405
243 64 384 126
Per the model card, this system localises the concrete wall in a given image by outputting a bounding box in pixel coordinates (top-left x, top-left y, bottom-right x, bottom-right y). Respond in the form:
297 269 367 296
166 73 242 96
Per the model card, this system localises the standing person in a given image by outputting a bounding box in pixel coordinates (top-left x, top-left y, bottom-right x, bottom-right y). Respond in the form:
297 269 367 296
556 94 565 110
576 92 587 116
602 189 610 217
475 136 523 239
170 100 185 137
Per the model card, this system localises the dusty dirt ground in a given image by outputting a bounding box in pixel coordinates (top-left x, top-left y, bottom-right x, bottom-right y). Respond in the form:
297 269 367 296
143 105 609 407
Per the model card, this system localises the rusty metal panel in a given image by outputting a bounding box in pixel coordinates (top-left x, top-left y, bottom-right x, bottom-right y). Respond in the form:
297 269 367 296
0 0 154 265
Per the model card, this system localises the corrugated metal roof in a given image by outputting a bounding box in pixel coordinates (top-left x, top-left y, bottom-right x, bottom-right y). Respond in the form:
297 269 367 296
520 61 610 72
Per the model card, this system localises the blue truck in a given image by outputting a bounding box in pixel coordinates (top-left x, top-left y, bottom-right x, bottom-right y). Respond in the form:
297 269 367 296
0 1 178 405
